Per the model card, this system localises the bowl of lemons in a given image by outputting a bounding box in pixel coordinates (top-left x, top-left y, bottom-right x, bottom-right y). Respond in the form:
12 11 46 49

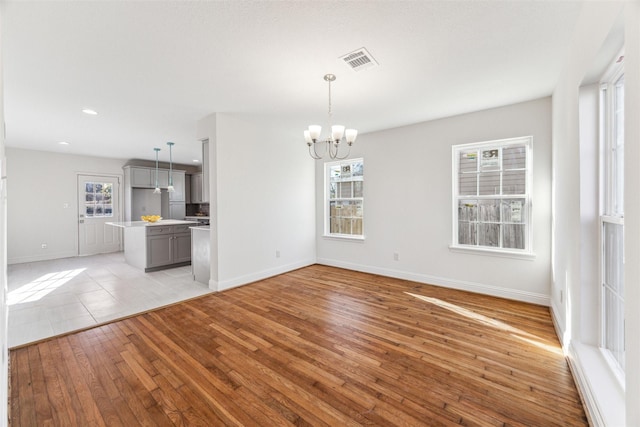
141 215 162 223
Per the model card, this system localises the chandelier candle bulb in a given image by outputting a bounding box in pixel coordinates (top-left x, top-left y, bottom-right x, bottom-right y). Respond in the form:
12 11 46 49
345 129 358 144
331 125 345 141
309 125 322 141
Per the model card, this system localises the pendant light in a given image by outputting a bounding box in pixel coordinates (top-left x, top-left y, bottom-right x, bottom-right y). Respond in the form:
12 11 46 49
153 148 161 194
167 142 175 193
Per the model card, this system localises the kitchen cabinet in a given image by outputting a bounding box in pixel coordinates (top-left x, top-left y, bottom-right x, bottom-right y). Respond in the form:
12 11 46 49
191 173 203 203
146 224 192 270
185 174 191 203
169 202 185 220
129 166 169 188
169 170 185 201
123 165 185 221
108 220 195 272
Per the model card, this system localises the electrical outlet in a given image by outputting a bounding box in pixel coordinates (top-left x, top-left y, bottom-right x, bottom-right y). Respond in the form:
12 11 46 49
41 243 47 249
393 252 399 261
276 250 280 258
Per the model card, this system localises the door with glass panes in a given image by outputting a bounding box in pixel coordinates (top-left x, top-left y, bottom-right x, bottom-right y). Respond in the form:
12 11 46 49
78 174 121 256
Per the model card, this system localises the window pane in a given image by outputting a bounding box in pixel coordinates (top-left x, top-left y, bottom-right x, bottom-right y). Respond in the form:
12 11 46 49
459 151 478 173
604 286 625 371
458 222 477 245
503 146 526 170
478 200 500 222
478 223 499 247
502 170 526 194
603 222 624 296
85 204 95 216
502 224 525 249
353 181 363 198
478 172 500 195
352 162 363 177
480 149 500 171
501 199 525 223
459 173 477 196
329 200 362 236
458 200 477 222
329 166 341 180
339 182 352 198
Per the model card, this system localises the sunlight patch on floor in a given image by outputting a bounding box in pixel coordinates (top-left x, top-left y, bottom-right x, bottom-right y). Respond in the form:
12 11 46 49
8 268 86 305
405 292 563 356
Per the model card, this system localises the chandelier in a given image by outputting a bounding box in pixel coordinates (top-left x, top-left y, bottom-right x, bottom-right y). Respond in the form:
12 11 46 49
304 74 358 160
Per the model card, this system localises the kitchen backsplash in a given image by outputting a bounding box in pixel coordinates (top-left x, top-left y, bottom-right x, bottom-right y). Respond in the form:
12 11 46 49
186 203 210 217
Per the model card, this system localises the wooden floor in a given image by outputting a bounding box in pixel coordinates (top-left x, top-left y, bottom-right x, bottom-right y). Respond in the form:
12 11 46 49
10 265 588 426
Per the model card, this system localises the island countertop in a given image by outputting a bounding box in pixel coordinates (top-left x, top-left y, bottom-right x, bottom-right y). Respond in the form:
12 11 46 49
106 219 198 228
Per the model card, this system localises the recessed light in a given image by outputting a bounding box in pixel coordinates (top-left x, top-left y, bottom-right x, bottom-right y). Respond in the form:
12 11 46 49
82 109 98 115
193 159 200 163
58 141 69 145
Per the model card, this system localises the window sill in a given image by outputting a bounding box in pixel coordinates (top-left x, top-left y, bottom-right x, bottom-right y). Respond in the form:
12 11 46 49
323 234 365 242
449 245 536 260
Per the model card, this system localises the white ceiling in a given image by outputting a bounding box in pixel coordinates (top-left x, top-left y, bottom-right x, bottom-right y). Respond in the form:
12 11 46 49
2 0 587 165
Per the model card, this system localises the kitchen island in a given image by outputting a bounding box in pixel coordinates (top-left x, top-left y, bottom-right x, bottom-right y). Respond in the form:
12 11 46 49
107 220 197 272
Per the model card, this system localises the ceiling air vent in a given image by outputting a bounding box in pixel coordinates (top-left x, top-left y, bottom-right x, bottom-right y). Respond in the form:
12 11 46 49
339 47 378 72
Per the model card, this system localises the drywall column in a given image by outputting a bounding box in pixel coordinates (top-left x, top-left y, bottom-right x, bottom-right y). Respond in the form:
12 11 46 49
196 113 218 291
624 2 640 425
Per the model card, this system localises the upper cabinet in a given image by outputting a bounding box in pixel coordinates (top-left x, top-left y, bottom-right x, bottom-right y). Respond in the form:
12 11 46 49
127 166 169 189
191 173 203 203
169 170 185 201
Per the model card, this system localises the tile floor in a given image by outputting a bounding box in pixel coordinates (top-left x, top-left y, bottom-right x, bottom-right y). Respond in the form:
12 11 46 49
7 252 213 348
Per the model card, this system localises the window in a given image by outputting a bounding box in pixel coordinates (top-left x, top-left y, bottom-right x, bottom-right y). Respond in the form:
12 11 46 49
452 137 532 255
325 158 364 238
600 58 624 377
84 182 114 217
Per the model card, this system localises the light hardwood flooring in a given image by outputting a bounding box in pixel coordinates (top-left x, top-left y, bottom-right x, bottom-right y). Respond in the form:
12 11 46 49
10 265 588 426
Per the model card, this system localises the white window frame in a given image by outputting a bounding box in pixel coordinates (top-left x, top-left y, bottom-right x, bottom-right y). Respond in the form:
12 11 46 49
324 158 364 240
451 136 534 258
599 54 625 382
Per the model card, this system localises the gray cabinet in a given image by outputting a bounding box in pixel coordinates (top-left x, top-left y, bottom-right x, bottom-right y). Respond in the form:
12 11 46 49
169 170 185 201
145 224 191 270
185 174 191 204
169 202 185 220
129 166 169 188
191 173 203 203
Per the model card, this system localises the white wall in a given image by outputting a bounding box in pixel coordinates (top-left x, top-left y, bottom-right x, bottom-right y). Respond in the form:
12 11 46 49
623 1 640 424
6 148 126 264
0 9 8 425
317 97 552 305
197 113 316 291
550 1 640 426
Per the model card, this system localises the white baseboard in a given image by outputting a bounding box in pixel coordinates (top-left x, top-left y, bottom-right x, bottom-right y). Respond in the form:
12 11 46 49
8 250 77 265
316 257 550 306
216 258 316 292
566 342 625 427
